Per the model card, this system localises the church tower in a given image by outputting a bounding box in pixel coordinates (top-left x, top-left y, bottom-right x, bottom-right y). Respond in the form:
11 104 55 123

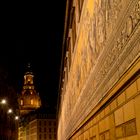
18 63 41 116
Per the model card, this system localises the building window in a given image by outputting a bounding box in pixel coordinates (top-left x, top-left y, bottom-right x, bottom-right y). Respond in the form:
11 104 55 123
53 122 56 126
78 0 84 20
44 127 46 132
54 134 56 139
39 134 41 139
31 99 33 105
64 61 68 84
49 134 52 139
49 121 51 126
69 6 77 49
44 121 46 125
39 121 41 126
68 40 71 70
44 134 46 139
39 127 41 132
72 8 76 50
69 7 75 28
21 99 23 105
66 37 72 70
49 128 51 133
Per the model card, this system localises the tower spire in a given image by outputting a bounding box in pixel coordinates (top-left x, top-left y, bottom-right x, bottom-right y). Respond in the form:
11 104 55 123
27 62 31 69
26 62 32 73
18 64 41 116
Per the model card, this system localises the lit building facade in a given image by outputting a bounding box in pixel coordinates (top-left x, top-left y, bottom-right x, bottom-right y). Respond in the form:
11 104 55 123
18 64 41 116
18 111 57 140
18 64 57 140
58 0 140 140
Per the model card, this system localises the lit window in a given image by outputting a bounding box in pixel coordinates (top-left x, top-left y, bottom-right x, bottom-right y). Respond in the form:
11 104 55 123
21 100 23 105
31 99 33 105
27 81 30 85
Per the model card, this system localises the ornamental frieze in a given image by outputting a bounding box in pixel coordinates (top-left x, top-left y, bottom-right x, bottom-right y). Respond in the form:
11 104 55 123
60 0 140 139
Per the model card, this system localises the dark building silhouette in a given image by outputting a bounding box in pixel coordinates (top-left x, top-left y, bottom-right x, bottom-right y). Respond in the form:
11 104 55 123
0 68 19 140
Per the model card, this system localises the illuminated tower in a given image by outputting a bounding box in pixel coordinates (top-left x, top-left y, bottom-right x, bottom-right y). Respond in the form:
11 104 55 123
18 63 41 116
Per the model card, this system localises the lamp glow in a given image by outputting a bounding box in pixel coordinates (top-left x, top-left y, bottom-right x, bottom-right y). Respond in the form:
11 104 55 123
15 116 19 120
8 109 13 114
1 99 7 104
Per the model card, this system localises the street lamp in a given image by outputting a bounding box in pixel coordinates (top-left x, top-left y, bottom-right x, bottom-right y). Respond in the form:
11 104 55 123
8 109 13 114
15 116 19 120
1 99 7 104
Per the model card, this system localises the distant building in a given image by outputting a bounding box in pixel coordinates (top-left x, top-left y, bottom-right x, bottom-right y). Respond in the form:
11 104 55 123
57 0 140 140
18 109 57 140
18 64 56 140
18 63 41 116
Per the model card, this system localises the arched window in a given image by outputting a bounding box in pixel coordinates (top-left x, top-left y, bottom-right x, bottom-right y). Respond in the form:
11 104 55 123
31 99 33 105
21 99 23 105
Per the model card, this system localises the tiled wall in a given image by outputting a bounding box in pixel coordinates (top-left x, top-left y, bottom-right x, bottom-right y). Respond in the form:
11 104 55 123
70 76 140 140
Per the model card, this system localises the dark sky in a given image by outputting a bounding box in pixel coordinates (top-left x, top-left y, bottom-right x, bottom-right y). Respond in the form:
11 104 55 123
0 1 66 110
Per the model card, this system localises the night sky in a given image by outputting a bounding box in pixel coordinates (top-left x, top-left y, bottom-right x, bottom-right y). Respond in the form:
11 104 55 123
0 1 66 110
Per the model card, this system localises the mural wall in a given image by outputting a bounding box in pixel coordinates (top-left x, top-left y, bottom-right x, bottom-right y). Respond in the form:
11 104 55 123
58 0 140 139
